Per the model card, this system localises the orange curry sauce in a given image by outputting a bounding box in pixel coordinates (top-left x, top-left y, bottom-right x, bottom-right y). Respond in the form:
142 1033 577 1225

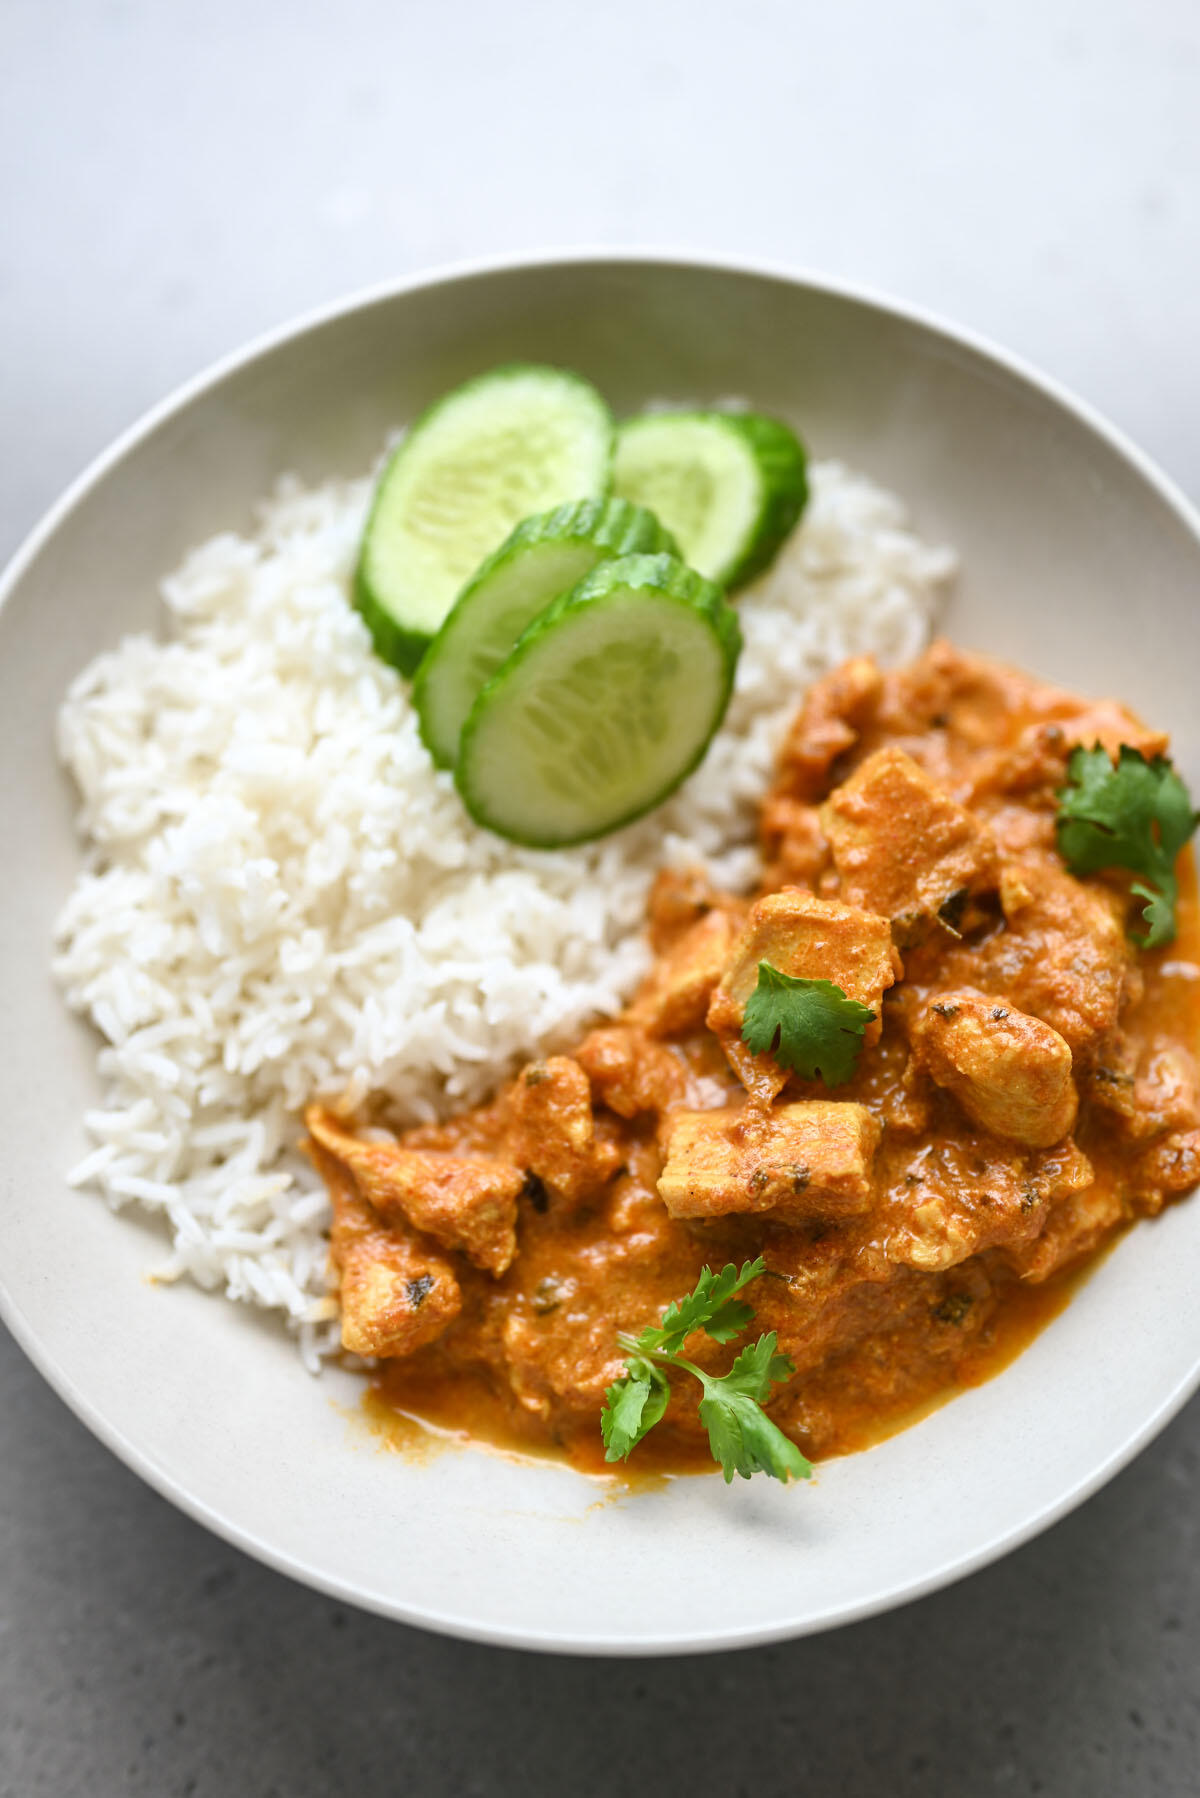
307 643 1200 1476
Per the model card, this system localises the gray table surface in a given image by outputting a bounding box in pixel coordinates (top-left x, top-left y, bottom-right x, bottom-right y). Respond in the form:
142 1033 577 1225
3 1 1199 1792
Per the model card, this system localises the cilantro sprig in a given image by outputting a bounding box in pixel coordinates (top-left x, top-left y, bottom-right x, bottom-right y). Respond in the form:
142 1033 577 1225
741 961 875 1086
600 1258 812 1484
1056 745 1198 949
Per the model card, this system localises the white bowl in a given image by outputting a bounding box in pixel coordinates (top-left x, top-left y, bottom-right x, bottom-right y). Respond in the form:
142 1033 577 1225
3 253 1199 1656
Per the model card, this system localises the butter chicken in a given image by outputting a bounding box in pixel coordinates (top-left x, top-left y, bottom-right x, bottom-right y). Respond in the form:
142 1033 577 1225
307 642 1200 1470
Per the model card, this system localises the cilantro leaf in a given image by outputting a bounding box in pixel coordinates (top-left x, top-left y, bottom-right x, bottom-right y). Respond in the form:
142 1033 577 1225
1056 744 1197 949
1057 746 1196 875
698 1392 813 1484
1132 880 1175 949
696 1334 812 1484
741 962 875 1086
636 1257 765 1356
599 1264 811 1485
600 1357 671 1461
717 1331 797 1403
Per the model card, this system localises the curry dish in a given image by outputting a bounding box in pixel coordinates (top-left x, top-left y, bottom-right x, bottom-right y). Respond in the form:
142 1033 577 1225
306 641 1200 1470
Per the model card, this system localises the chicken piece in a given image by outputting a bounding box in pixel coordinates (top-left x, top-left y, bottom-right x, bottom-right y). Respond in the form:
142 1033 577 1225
508 1055 623 1208
775 656 884 801
752 1231 895 1373
910 988 1078 1148
575 1026 689 1119
755 1234 999 1387
657 1101 881 1221
1082 1030 1140 1124
629 906 742 1037
1133 1129 1200 1214
820 747 997 945
707 890 900 1102
314 1145 461 1358
969 708 1165 806
874 640 1166 783
1130 1046 1200 1142
1085 1037 1200 1153
882 1133 1094 1273
779 641 1172 815
982 854 1138 1057
306 1106 521 1276
760 795 831 892
1003 1178 1125 1281
500 1311 622 1422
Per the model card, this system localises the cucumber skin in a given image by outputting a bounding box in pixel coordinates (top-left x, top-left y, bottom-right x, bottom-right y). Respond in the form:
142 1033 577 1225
354 560 429 675
615 410 808 591
354 363 615 676
455 552 743 850
717 412 808 589
413 497 681 768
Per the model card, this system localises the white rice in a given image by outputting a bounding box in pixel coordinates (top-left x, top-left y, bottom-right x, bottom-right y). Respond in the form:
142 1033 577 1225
53 455 955 1365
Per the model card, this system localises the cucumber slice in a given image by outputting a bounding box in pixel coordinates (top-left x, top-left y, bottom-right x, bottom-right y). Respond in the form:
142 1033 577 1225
456 553 741 848
413 497 679 769
613 410 808 589
355 364 614 674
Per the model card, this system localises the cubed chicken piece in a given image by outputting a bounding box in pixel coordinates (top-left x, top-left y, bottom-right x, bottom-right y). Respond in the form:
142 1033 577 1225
775 656 884 801
629 906 742 1037
508 1055 623 1208
820 747 996 944
306 1106 521 1276
657 1101 881 1222
315 1147 461 1358
986 853 1138 1056
759 796 831 892
911 988 1078 1148
707 891 900 1102
575 1026 688 1119
883 1133 1094 1273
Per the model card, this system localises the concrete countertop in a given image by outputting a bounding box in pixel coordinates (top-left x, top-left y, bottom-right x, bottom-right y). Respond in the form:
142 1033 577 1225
3 1 1198 1791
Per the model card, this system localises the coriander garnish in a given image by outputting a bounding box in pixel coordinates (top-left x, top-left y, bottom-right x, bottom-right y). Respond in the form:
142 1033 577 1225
600 1258 812 1484
1056 744 1198 948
